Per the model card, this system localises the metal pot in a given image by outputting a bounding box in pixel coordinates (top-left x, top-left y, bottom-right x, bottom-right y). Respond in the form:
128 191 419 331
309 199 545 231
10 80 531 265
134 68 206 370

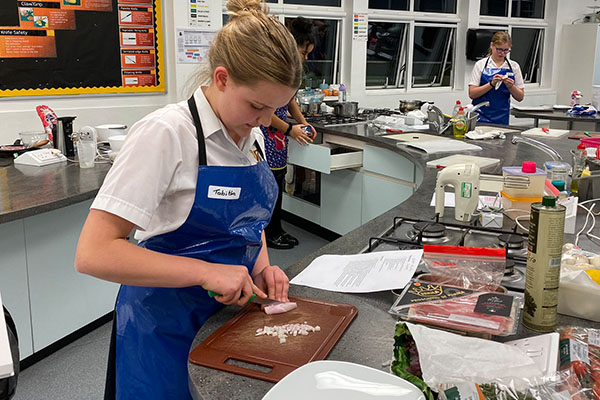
299 102 310 114
398 100 427 113
308 101 322 115
333 101 358 117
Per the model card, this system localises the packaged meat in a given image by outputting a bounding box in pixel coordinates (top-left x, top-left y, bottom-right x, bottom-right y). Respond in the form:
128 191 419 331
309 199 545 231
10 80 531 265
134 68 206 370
389 278 521 336
558 326 600 399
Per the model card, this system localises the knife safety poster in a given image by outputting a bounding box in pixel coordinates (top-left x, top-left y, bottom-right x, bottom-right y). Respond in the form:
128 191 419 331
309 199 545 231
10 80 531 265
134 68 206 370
0 0 164 97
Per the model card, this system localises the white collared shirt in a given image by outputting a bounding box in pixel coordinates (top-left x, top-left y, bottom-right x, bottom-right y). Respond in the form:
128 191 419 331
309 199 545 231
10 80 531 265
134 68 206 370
91 87 266 241
468 57 525 89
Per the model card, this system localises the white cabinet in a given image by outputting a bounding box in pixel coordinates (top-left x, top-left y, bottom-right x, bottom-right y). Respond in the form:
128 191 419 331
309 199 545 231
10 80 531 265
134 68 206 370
321 170 363 235
25 200 119 351
285 138 417 235
557 24 600 106
0 220 33 359
288 141 363 174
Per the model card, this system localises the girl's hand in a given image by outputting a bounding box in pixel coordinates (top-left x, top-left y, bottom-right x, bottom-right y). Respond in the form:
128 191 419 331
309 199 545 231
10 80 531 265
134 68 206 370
204 264 266 306
503 77 515 89
491 74 503 87
289 124 314 146
252 264 290 302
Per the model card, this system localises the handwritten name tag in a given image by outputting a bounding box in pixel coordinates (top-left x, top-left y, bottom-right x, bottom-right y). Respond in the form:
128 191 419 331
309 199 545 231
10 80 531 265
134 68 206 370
207 185 241 200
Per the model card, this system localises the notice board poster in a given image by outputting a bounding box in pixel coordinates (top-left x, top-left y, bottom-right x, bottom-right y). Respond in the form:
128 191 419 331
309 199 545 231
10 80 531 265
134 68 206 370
0 0 164 97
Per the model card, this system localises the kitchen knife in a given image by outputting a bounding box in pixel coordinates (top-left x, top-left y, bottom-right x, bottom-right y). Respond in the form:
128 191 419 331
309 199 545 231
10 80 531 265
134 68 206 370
207 291 281 305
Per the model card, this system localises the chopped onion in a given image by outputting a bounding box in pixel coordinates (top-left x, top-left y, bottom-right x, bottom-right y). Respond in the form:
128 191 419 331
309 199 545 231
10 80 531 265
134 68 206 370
255 323 321 344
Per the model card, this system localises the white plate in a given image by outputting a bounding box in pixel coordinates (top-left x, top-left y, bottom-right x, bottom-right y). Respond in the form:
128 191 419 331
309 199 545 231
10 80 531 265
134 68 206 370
262 360 426 400
553 104 571 110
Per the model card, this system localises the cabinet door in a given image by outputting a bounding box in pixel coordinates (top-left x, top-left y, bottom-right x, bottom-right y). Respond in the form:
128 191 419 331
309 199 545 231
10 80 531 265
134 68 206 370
321 169 362 235
25 200 119 351
362 174 414 224
0 220 33 359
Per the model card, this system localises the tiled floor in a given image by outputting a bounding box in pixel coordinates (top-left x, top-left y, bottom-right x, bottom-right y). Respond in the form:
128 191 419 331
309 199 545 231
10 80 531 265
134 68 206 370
12 222 329 400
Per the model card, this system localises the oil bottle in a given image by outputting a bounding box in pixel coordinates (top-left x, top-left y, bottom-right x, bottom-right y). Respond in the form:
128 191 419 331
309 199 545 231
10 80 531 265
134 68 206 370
522 196 566 332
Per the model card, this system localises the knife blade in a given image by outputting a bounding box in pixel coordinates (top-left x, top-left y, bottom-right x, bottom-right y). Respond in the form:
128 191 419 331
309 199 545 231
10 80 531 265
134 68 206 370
207 291 282 305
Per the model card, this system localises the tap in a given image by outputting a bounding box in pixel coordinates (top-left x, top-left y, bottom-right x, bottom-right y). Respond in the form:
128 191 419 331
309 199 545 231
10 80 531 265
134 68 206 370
511 135 563 161
467 101 490 119
427 104 451 134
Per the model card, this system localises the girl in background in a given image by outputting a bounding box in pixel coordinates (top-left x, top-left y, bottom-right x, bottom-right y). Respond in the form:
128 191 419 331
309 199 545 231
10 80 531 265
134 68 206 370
261 16 317 250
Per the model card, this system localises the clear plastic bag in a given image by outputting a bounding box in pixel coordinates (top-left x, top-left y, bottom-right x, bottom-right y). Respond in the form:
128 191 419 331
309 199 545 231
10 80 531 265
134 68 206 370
389 278 522 336
421 245 507 290
557 326 600 399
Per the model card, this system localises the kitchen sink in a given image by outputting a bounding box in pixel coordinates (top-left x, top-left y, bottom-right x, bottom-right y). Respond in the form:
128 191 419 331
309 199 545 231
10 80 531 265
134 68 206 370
383 132 450 142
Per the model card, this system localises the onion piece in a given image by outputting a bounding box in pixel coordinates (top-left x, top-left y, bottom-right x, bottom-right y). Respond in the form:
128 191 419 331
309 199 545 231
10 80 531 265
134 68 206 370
263 301 298 315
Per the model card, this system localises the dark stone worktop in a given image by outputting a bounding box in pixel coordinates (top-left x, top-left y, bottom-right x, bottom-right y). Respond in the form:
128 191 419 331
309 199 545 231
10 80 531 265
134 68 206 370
188 124 600 399
0 159 111 223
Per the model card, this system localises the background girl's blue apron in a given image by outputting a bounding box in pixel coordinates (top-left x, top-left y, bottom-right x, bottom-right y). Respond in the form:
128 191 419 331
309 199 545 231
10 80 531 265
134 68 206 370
104 95 277 400
473 57 514 125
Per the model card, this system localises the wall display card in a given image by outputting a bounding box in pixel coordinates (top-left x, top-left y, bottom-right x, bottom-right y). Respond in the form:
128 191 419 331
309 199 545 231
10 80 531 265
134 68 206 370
188 0 212 28
61 0 113 12
0 0 164 96
18 1 76 30
0 28 57 58
118 5 153 26
176 28 215 64
352 13 367 41
120 27 154 47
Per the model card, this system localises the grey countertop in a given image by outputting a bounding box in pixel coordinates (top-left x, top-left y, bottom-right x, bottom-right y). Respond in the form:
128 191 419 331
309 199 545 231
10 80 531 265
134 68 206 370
0 159 111 223
188 124 600 399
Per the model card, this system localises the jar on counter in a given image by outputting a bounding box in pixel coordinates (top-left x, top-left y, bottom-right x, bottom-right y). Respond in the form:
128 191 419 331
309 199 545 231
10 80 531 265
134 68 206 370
544 161 572 187
502 161 547 199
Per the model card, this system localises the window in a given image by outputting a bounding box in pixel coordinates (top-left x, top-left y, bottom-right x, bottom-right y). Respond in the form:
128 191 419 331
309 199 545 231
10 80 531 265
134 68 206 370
414 0 456 13
368 0 456 12
510 28 543 84
285 17 340 87
284 0 340 5
369 0 408 11
480 0 545 18
412 25 455 87
366 22 408 88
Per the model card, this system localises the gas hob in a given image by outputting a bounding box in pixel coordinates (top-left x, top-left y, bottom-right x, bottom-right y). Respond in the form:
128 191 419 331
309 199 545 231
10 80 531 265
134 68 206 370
362 217 528 292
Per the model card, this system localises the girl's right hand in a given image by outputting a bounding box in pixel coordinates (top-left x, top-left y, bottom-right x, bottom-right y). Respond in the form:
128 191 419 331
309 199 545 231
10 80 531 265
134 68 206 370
204 264 266 306
490 74 503 87
289 124 314 146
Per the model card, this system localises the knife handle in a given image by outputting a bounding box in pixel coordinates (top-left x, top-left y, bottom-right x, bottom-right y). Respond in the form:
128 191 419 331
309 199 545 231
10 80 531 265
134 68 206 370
208 291 256 304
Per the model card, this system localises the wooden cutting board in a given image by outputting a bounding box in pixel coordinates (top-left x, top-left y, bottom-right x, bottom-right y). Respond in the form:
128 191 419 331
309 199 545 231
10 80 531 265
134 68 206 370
568 131 600 139
189 296 358 383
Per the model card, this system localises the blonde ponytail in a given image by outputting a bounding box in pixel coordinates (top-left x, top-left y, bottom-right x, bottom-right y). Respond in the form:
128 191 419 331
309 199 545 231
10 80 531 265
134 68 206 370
190 0 302 94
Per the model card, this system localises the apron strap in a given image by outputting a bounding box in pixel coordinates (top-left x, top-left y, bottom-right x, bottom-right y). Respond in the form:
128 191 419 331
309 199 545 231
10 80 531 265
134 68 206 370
187 95 208 166
188 93 266 165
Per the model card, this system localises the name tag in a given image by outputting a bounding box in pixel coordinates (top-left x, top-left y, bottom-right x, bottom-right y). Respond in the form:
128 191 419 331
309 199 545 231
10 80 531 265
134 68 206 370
207 185 241 200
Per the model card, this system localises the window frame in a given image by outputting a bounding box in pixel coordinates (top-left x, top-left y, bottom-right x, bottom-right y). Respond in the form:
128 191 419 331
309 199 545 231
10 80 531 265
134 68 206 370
365 4 460 92
365 19 409 89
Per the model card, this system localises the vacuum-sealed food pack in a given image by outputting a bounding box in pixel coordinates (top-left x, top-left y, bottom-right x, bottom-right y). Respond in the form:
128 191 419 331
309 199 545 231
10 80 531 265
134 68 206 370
389 278 522 336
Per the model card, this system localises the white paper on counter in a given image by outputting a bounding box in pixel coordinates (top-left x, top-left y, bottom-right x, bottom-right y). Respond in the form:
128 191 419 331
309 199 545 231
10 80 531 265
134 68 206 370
406 323 544 390
0 292 14 379
400 139 482 154
290 250 423 293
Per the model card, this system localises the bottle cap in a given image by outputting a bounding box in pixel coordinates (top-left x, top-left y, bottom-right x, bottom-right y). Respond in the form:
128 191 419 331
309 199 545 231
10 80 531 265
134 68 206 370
339 84 346 91
577 143 586 150
522 161 537 173
456 100 461 104
542 195 556 207
551 180 565 191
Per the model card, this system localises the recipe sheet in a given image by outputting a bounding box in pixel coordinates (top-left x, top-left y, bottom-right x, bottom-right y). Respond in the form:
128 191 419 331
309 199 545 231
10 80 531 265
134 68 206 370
290 250 423 293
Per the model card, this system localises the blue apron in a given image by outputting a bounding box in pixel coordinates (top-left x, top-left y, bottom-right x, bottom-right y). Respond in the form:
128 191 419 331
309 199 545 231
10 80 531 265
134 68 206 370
104 95 277 400
473 57 514 125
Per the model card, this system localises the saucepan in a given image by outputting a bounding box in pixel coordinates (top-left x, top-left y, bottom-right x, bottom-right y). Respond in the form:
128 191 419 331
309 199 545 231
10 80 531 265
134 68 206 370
95 124 127 142
398 100 427 113
333 101 359 117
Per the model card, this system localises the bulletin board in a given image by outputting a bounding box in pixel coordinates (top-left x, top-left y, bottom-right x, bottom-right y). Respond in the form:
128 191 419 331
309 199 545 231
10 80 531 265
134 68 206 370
0 0 165 97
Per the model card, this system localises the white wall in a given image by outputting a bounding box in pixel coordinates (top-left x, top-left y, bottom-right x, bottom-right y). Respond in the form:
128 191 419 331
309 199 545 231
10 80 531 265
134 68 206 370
0 0 595 144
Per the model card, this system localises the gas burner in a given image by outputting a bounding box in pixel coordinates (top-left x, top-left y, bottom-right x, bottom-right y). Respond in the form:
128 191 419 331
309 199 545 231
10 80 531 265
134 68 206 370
505 259 515 275
409 222 449 243
498 234 525 250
